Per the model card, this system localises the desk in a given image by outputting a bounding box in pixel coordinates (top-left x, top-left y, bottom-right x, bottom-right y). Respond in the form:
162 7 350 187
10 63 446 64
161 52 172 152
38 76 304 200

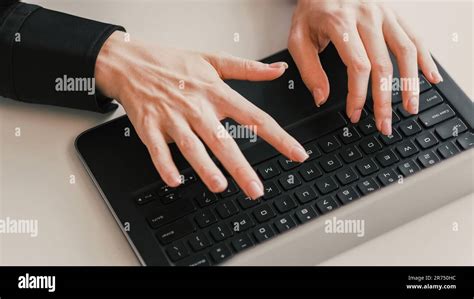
1 0 472 265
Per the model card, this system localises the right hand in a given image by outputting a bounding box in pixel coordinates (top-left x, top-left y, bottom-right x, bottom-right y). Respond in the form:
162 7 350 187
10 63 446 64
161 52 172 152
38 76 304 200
95 31 309 199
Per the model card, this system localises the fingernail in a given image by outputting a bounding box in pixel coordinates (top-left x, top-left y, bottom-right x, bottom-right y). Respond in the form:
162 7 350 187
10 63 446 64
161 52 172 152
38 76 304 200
313 88 326 106
409 96 418 114
381 118 392 136
210 174 227 192
431 71 443 83
269 62 288 69
350 108 362 123
291 144 309 162
247 180 264 200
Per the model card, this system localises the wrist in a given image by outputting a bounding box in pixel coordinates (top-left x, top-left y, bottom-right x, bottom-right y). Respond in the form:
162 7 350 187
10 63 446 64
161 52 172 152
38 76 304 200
95 31 127 102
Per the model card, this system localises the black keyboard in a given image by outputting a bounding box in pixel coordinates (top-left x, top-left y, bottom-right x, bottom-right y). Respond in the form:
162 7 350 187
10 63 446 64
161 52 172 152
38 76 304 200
134 74 473 266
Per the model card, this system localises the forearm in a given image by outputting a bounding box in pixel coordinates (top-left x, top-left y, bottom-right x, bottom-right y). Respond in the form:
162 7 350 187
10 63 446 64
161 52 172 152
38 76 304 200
0 1 125 113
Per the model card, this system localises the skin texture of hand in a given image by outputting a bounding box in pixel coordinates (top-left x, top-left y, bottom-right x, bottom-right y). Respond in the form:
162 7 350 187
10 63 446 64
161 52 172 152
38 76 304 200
95 31 309 199
289 0 443 136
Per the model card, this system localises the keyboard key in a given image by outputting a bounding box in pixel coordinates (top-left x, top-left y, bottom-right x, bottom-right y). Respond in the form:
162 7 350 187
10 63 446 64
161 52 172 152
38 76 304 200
215 200 239 219
359 117 377 135
335 167 359 185
229 213 254 233
135 191 156 205
419 74 432 93
257 161 280 180
418 151 441 168
274 195 297 213
359 136 382 154
315 176 338 194
319 154 342 172
340 145 362 163
399 119 421 136
236 195 259 209
375 149 399 167
278 157 300 171
295 205 318 223
209 244 232 263
253 224 275 243
318 135 341 153
416 132 438 149
156 218 196 245
175 255 209 267
419 89 443 112
356 158 379 176
398 89 443 118
161 192 180 204
147 199 196 229
315 197 339 214
339 126 361 144
357 178 380 195
166 241 190 262
457 132 474 150
188 233 211 251
377 169 399 186
195 189 219 208
299 162 323 181
209 224 233 242
435 118 467 140
396 140 419 158
419 104 455 127
253 204 276 223
379 129 402 145
398 160 420 177
274 215 297 233
336 187 360 204
263 181 281 199
304 142 322 160
157 183 174 196
279 173 302 191
294 186 318 204
231 234 254 252
392 88 402 104
437 142 460 158
220 179 239 198
194 209 217 228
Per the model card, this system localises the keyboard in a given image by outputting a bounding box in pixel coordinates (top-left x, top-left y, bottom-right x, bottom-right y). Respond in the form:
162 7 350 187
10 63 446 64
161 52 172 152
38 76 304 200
134 73 473 266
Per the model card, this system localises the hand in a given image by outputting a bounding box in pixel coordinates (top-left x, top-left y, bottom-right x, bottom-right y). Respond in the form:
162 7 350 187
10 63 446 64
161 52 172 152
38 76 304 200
288 0 443 135
95 32 308 199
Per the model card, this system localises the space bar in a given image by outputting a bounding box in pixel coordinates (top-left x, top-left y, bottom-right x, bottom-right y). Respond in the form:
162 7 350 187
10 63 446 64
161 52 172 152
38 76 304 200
242 110 347 165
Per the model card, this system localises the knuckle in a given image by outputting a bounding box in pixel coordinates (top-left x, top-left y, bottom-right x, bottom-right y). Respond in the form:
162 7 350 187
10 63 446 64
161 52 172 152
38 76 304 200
397 42 417 57
350 57 371 74
249 109 269 128
177 133 196 152
373 59 393 76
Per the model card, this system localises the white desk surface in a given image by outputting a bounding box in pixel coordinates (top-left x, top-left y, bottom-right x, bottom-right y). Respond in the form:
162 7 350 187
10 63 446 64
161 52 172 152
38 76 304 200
0 0 472 266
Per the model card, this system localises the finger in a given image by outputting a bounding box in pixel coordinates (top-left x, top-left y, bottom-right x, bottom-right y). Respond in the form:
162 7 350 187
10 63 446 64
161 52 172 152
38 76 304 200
288 25 330 106
191 115 264 200
135 121 182 188
358 26 393 135
167 119 228 193
205 53 288 81
222 85 309 163
383 16 420 115
327 25 371 123
396 16 443 84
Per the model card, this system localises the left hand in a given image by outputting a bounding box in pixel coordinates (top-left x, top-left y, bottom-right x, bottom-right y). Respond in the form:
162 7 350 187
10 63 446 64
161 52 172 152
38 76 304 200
288 0 443 135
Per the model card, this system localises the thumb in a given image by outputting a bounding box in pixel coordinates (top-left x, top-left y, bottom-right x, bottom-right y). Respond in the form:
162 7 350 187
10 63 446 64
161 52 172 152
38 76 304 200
288 31 329 106
206 52 288 81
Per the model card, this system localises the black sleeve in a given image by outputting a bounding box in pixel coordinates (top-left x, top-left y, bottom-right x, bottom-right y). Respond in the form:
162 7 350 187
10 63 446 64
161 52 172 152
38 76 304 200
0 1 125 113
